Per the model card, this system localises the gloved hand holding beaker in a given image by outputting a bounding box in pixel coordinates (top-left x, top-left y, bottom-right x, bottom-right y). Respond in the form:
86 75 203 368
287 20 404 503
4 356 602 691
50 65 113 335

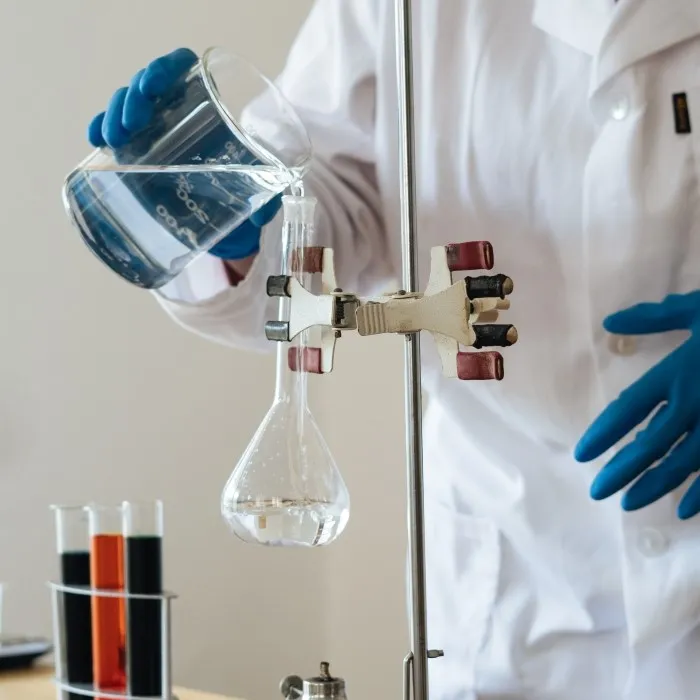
64 47 311 289
87 48 282 265
88 49 200 151
575 291 700 519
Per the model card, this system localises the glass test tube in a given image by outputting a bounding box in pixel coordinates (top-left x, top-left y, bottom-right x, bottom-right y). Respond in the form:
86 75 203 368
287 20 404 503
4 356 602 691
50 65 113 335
124 501 164 698
86 505 126 698
52 506 94 700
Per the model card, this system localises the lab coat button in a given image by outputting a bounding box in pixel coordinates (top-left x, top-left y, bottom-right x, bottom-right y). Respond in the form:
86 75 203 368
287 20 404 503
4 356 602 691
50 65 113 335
638 528 669 557
609 334 637 356
610 96 630 120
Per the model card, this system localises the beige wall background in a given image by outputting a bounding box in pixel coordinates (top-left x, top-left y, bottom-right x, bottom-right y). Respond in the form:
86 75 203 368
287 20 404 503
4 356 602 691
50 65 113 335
0 2 409 700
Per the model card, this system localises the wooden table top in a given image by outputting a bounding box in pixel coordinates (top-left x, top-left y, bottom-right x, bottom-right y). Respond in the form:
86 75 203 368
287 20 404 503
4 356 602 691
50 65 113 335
0 666 243 700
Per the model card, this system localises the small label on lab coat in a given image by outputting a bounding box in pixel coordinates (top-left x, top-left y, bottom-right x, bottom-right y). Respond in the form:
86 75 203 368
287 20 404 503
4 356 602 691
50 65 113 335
672 93 692 134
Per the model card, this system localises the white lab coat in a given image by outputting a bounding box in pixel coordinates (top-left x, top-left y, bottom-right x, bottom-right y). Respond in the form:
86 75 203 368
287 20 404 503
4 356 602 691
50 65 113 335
156 1 700 697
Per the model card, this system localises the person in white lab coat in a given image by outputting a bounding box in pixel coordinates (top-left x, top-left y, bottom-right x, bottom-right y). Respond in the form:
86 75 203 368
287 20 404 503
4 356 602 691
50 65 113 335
89 1 700 698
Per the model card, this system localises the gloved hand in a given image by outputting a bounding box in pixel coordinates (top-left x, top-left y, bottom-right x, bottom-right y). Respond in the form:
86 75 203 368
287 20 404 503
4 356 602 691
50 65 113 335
575 291 700 519
88 47 281 261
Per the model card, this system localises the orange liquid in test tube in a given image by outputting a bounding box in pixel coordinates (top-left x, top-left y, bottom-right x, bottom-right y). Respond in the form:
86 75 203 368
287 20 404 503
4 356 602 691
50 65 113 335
90 533 126 696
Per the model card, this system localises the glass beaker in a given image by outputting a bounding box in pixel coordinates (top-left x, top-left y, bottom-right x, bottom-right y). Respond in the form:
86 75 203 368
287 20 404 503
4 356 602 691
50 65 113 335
62 47 312 290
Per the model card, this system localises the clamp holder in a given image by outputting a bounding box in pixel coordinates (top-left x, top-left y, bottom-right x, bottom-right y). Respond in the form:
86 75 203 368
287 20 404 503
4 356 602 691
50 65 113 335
265 241 517 380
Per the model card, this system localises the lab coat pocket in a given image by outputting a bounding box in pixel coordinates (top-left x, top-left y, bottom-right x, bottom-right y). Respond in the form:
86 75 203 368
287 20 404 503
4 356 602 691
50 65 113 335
424 501 501 694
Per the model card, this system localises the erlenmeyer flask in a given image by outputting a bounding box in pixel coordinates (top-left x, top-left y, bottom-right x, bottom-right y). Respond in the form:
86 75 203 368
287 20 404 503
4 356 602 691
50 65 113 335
62 47 311 290
221 195 350 547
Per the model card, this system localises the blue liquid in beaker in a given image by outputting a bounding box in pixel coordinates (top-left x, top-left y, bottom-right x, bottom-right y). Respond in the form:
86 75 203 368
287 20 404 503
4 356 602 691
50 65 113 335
65 163 295 289
64 72 300 289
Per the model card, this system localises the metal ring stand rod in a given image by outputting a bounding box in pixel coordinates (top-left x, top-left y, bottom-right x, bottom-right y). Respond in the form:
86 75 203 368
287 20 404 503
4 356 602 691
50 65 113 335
394 3 437 700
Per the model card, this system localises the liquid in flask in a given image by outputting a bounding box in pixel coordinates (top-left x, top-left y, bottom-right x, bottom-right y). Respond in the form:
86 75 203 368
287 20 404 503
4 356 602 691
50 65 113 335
221 194 350 547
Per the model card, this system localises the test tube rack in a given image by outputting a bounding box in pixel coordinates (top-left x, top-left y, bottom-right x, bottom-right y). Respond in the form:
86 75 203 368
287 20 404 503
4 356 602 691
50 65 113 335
48 583 177 700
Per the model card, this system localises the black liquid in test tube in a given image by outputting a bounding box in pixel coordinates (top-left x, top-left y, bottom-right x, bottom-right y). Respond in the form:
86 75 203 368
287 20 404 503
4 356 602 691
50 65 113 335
124 501 164 698
52 506 94 700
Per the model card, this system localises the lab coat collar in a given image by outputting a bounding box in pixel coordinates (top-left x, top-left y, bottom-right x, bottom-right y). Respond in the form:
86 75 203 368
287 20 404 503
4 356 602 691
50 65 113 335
533 0 700 94
532 0 614 56
591 0 700 94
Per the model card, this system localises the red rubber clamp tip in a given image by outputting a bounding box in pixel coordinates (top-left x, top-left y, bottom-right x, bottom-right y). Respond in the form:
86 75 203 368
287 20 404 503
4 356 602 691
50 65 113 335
291 247 325 274
457 351 504 380
445 242 494 271
288 347 323 374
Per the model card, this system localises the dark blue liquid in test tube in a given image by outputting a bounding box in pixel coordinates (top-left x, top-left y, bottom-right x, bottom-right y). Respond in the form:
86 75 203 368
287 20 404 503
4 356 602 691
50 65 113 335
52 505 94 700
123 501 164 698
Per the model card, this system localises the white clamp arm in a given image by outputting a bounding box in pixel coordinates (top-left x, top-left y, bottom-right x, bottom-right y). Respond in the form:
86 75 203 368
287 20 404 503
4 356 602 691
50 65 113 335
265 241 517 380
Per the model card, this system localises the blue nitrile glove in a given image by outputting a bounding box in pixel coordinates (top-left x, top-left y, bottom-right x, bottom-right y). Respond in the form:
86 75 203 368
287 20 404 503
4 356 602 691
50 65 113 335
575 291 700 519
87 47 281 261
